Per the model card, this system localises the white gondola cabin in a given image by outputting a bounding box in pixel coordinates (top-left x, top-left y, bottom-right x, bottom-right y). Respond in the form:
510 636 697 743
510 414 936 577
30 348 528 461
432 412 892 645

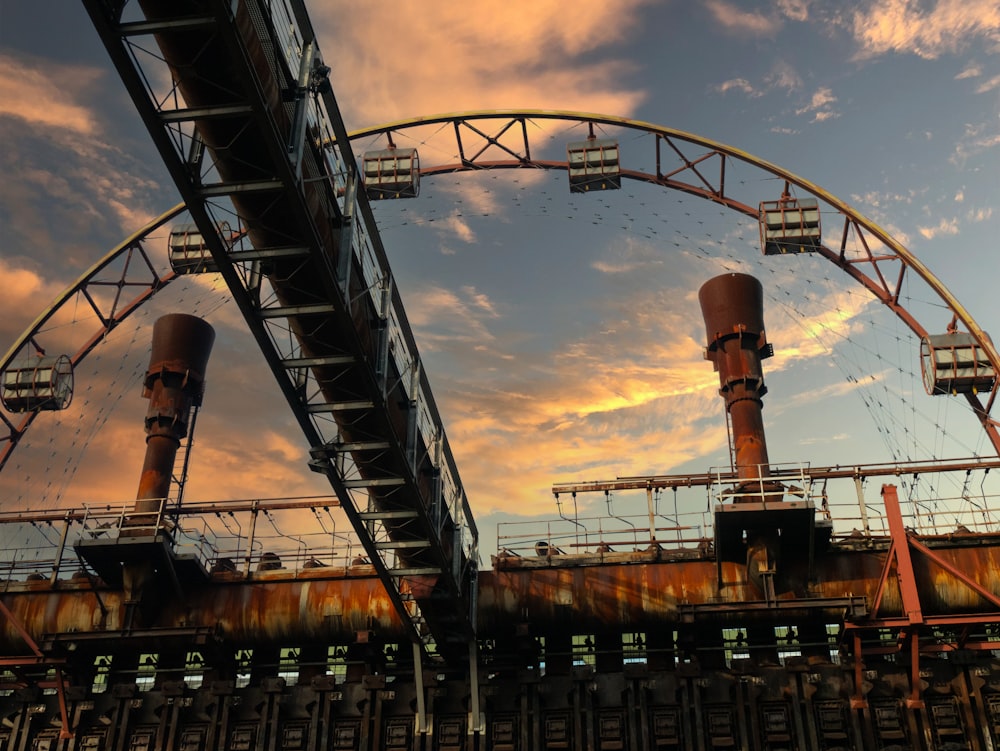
1 354 74 412
759 198 821 255
362 148 420 199
167 222 233 274
567 137 621 193
921 332 996 395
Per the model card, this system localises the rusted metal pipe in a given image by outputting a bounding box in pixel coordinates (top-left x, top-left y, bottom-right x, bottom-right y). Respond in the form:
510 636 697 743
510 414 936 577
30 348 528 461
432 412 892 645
700 273 781 591
7 538 1000 648
699 273 773 483
134 314 215 511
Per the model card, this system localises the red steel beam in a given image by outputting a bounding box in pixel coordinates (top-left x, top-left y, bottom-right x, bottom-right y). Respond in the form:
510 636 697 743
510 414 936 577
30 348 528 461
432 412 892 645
881 485 923 624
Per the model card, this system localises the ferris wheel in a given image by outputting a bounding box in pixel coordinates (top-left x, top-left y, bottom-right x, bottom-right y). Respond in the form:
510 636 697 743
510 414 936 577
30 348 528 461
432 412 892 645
0 110 1000 528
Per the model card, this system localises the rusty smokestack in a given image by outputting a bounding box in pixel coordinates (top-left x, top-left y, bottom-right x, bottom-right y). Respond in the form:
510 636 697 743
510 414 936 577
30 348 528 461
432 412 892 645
134 313 215 511
700 273 784 598
699 273 774 485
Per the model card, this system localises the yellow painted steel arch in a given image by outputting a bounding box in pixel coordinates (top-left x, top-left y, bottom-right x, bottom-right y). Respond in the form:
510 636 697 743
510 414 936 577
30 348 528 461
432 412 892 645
348 109 1000 452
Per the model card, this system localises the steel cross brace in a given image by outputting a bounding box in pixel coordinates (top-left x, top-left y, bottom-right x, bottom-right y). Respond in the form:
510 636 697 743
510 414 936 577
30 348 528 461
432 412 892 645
0 599 72 738
851 483 1000 709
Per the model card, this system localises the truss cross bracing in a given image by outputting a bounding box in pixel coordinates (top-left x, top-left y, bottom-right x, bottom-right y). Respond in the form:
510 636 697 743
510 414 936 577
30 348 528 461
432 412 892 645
81 0 477 664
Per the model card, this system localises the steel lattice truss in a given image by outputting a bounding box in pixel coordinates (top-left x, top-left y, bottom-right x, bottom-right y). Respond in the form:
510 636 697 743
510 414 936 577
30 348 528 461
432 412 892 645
346 111 1000 455
79 0 478 665
3 6 998 671
0 205 184 472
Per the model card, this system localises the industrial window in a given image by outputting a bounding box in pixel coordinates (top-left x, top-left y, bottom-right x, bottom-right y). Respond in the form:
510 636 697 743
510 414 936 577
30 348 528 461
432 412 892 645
0 669 15 696
278 647 299 686
42 668 57 695
384 643 399 666
91 656 111 694
826 624 841 664
32 730 59 751
479 638 496 665
722 628 750 666
774 626 801 665
987 624 1000 658
327 646 347 684
424 640 439 662
572 635 596 667
235 649 253 689
136 653 157 692
877 629 897 664
622 632 647 664
184 651 204 690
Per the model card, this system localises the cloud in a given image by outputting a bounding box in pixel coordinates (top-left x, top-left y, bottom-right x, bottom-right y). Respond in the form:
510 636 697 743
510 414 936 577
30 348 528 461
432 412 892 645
812 110 841 122
917 217 960 239
778 0 812 23
0 58 165 273
712 60 803 105
0 53 101 135
440 212 477 244
705 0 783 35
765 61 805 92
768 289 874 362
956 63 982 79
974 74 1000 93
851 0 1000 60
404 285 500 350
794 86 839 121
314 3 653 129
715 78 759 97
399 253 881 517
951 121 1000 164
0 260 70 345
591 237 666 274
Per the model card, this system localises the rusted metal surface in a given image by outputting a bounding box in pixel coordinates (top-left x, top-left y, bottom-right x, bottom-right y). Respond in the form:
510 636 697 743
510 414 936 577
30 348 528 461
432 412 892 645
120 0 477 657
480 540 1000 633
0 569 402 649
699 273 773 483
4 536 1000 651
699 273 788 592
134 314 215 508
873 485 923 624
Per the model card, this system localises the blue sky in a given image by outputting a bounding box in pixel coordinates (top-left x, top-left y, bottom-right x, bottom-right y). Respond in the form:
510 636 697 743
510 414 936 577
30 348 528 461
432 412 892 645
0 1 999 555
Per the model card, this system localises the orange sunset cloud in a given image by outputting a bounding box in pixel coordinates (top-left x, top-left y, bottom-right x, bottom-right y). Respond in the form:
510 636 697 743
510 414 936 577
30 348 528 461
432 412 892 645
312 2 653 128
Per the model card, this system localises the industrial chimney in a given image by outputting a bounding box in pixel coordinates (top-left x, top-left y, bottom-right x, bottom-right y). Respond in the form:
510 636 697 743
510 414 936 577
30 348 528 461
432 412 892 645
134 313 215 512
118 314 215 626
699 272 775 488
699 273 782 595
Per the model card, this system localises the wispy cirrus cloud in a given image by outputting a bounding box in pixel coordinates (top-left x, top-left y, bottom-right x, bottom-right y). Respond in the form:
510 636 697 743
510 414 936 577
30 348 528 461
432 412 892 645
974 74 1000 93
918 217 960 239
705 0 783 36
777 0 812 23
715 78 760 97
794 86 840 122
0 53 101 135
850 0 1000 60
951 121 1000 164
400 248 876 516
0 54 164 266
714 61 802 100
591 237 666 275
405 285 501 351
956 63 983 79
